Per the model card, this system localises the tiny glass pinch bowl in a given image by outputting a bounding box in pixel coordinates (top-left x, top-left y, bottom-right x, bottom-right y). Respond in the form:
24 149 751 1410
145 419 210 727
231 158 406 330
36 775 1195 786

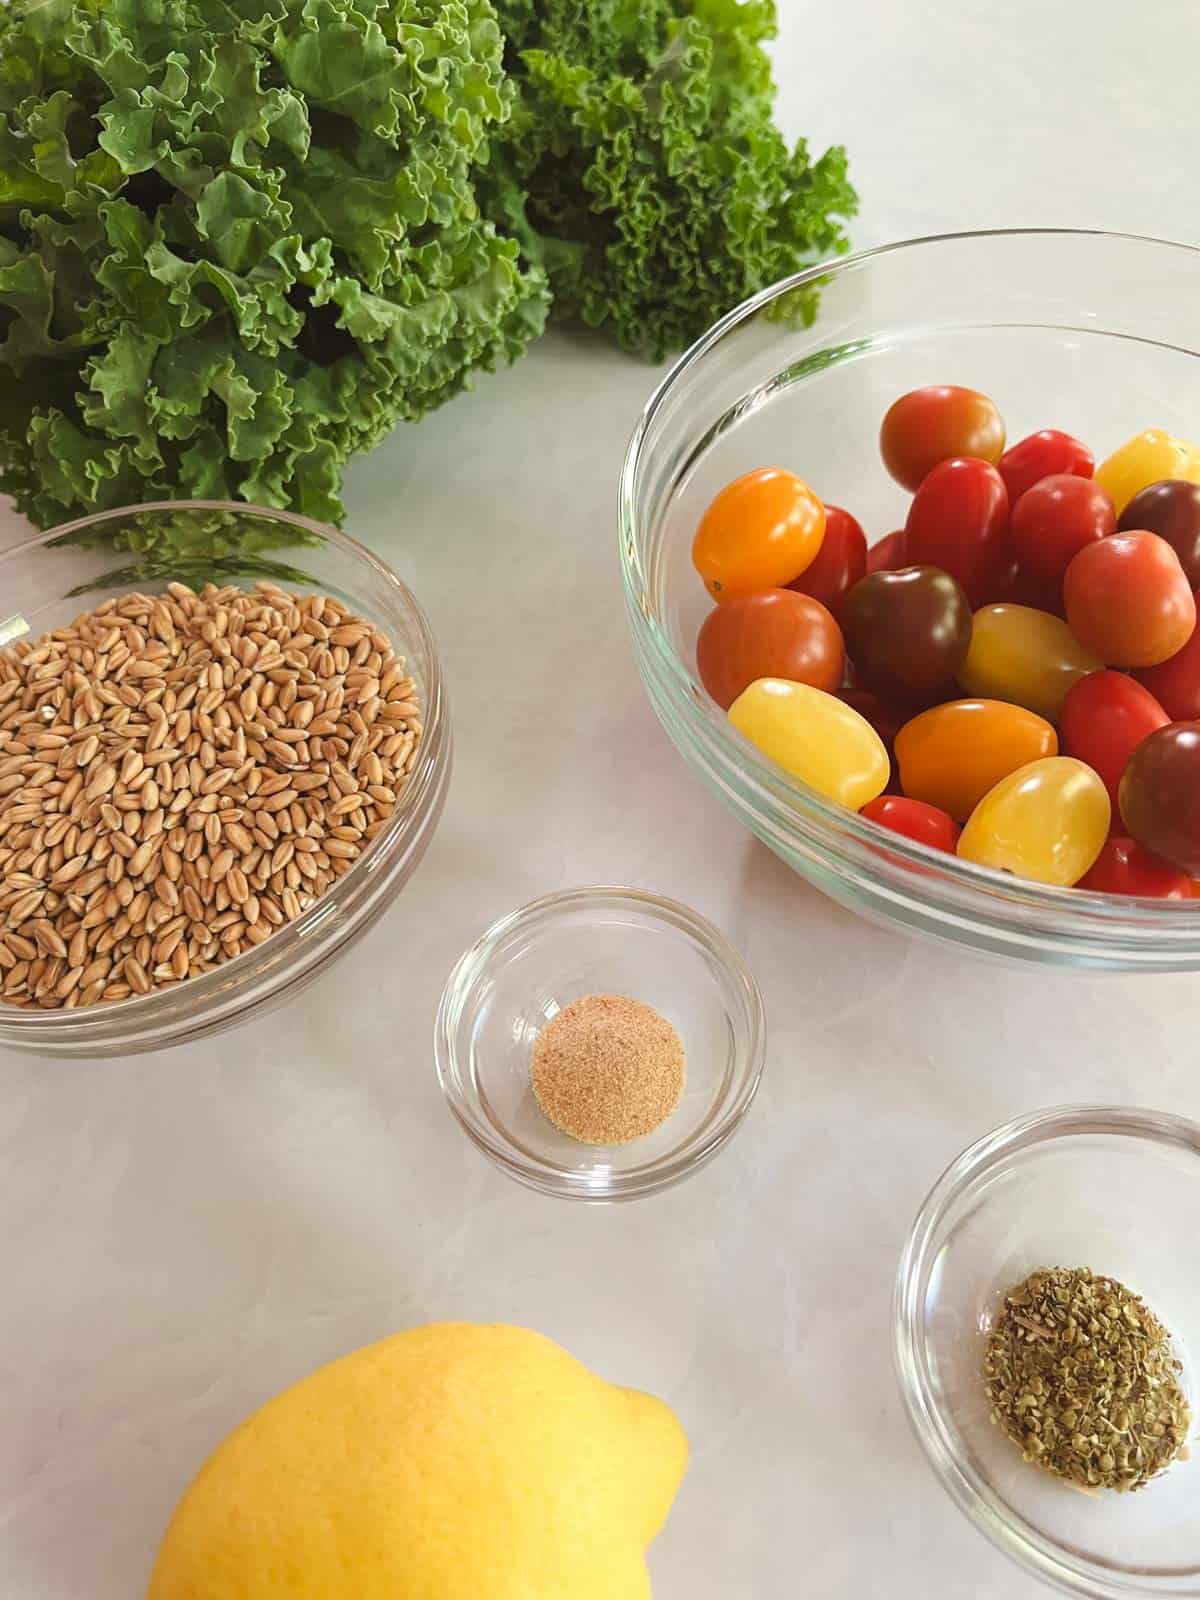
0 501 450 1058
434 886 766 1201
894 1105 1200 1599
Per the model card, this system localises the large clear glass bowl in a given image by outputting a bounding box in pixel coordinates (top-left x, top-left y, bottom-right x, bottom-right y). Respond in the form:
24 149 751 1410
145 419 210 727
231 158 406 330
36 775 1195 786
620 230 1200 970
894 1105 1200 1597
0 502 450 1056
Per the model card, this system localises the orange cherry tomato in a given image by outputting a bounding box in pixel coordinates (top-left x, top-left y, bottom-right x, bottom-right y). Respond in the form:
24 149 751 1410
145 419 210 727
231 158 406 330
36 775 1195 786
895 697 1059 822
692 468 826 602
1063 531 1196 668
880 386 1006 492
696 589 844 709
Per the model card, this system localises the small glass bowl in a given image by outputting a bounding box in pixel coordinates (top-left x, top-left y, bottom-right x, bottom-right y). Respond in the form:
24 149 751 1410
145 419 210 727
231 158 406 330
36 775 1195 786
434 886 766 1201
0 502 450 1057
895 1105 1200 1598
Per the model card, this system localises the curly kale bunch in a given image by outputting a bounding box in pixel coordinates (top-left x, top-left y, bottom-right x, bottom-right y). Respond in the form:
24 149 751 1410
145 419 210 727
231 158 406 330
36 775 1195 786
490 0 856 359
0 0 549 536
0 0 853 545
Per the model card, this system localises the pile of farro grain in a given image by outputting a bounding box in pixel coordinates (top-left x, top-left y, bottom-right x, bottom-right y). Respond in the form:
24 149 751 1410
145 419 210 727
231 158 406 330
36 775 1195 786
0 582 421 1010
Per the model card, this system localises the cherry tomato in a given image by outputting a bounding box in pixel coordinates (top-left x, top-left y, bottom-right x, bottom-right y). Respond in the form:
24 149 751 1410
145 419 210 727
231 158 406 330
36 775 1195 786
1120 722 1200 875
998 429 1094 505
787 505 866 615
895 698 1058 821
692 467 826 602
866 529 907 575
696 589 844 710
905 458 1010 606
958 604 1102 722
988 561 1066 616
727 679 889 808
840 566 971 701
1058 671 1169 811
1135 600 1200 719
860 794 960 852
1096 429 1200 515
880 386 1005 492
838 688 907 758
1077 836 1192 898
957 757 1110 886
1117 480 1200 588
1063 531 1196 668
1009 475 1116 581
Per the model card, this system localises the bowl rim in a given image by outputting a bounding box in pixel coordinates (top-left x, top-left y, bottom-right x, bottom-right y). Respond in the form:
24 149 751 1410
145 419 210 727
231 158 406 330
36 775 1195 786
433 884 767 1202
893 1102 1200 1598
619 227 1200 927
0 499 448 1044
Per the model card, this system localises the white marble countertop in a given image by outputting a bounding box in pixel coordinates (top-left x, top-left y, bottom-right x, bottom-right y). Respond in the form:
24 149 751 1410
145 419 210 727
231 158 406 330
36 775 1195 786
5 1 1200 1594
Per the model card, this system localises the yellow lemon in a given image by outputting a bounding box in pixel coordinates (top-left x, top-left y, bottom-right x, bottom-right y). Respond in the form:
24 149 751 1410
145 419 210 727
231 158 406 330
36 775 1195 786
147 1323 688 1600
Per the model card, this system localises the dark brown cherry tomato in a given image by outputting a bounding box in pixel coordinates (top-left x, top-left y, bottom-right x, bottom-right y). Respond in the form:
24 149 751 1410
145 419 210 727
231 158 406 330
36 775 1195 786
865 529 907 575
880 386 1005 492
987 561 1066 617
787 505 867 616
1078 836 1192 898
1064 531 1196 667
905 458 1011 607
1120 722 1200 875
837 688 907 759
998 429 1094 505
696 588 844 710
1058 670 1169 811
1117 479 1200 588
860 794 960 852
1136 597 1200 719
841 565 972 701
1010 475 1116 581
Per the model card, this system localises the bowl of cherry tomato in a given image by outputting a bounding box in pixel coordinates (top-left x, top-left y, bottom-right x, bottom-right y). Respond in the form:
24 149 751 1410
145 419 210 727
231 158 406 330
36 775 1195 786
620 230 1200 970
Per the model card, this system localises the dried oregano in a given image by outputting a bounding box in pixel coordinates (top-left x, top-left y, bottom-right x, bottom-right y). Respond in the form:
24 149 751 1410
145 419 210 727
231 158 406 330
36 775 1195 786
984 1266 1191 1492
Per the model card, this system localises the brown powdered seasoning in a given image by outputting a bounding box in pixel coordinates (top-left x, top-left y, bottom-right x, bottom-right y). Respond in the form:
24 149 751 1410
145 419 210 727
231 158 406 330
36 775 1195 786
530 993 685 1146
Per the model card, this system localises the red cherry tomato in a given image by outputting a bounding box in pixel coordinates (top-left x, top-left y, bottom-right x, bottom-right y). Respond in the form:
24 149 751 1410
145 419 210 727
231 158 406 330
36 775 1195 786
1058 670 1169 811
1077 836 1192 898
787 505 867 616
696 589 844 709
998 429 1094 505
860 794 960 852
905 457 1011 606
837 688 907 758
866 529 907 575
1010 475 1116 581
1064 531 1197 667
880 386 1005 492
986 561 1066 616
1136 597 1200 718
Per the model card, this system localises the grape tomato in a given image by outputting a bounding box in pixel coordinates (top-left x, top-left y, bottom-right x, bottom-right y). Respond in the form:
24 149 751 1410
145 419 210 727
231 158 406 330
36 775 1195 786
692 467 826 601
727 678 889 808
894 697 1058 821
999 429 1093 504
1118 479 1200 588
1058 670 1169 811
840 566 971 701
905 458 1010 607
1119 722 1200 876
860 795 960 852
1010 475 1115 581
866 529 907 575
1135 602 1200 719
1063 531 1196 668
696 589 844 709
957 756 1110 886
958 604 1101 722
787 505 867 615
1078 836 1192 899
880 386 1005 492
1095 429 1200 515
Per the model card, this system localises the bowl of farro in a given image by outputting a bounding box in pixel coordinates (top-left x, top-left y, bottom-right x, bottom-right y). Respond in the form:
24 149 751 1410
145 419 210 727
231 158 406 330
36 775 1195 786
0 502 450 1057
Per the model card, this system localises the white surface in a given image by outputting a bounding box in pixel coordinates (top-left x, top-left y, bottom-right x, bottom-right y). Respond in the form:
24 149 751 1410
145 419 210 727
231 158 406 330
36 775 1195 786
4 2 1200 1594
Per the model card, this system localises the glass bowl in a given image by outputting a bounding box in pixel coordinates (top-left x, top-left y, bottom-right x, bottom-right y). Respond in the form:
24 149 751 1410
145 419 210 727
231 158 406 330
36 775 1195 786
620 229 1200 971
894 1105 1200 1598
0 501 450 1057
434 886 766 1201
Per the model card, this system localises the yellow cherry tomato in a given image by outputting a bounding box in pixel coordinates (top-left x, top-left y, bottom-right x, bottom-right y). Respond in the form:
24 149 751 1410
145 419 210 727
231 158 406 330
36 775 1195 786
727 678 889 808
1095 429 1200 515
957 756 1111 886
895 698 1059 822
958 604 1102 722
692 468 826 602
